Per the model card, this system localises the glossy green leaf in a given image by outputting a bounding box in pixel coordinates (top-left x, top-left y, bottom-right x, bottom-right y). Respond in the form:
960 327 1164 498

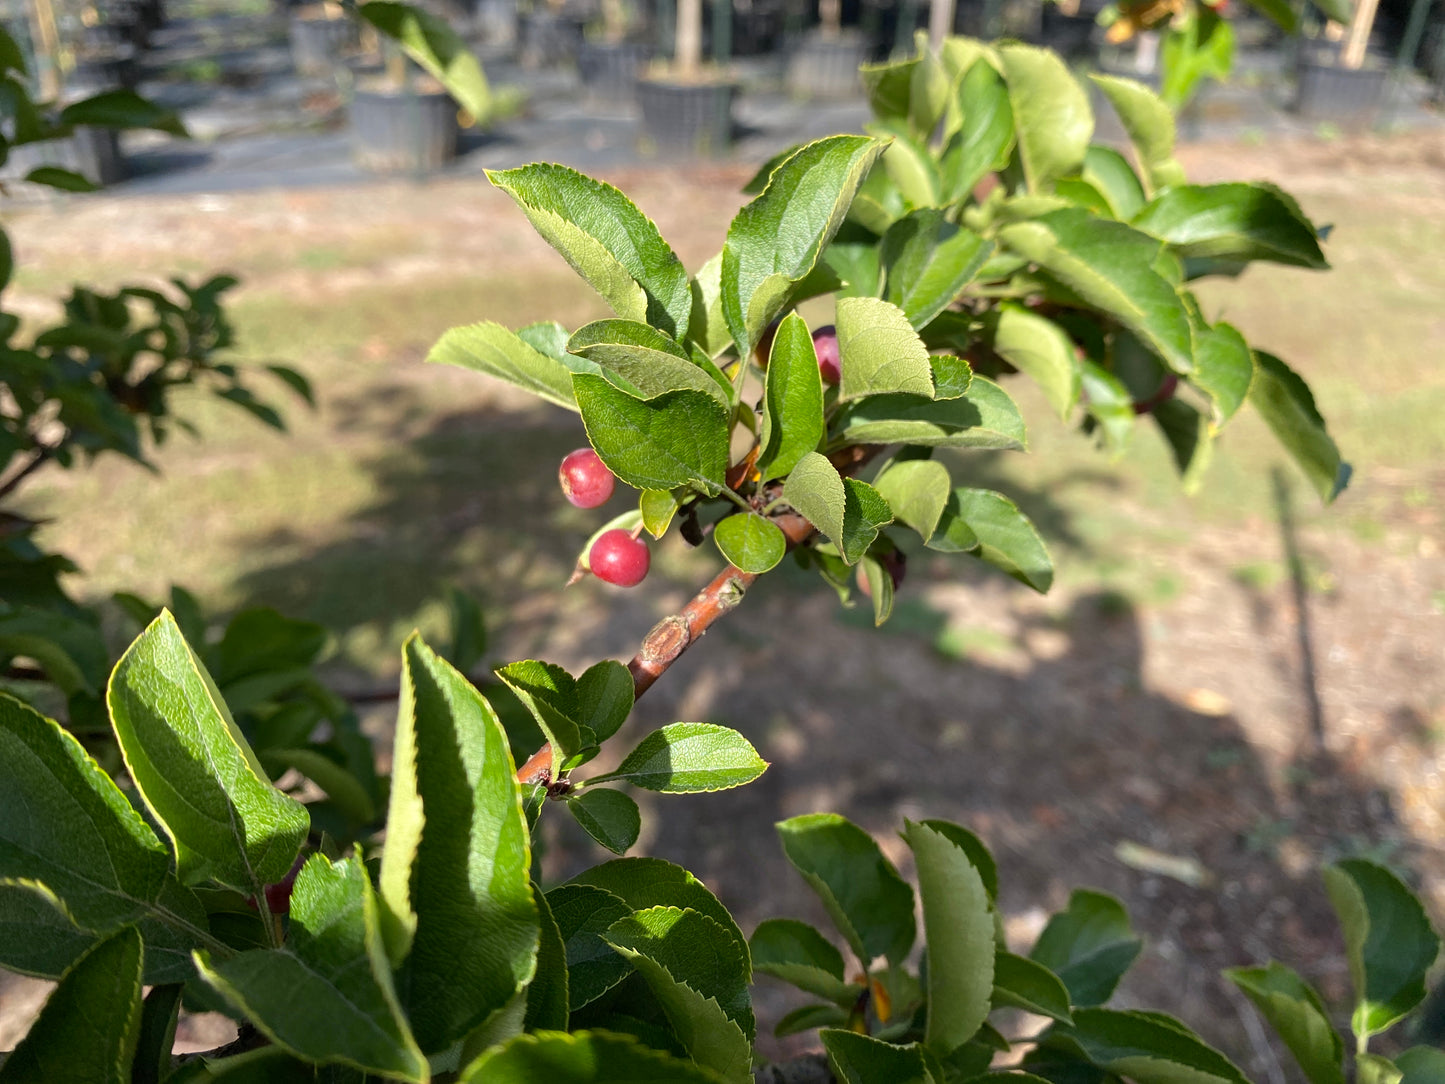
0 927 143 1084
59 90 186 136
461 1030 730 1083
1061 1008 1250 1084
823 1030 937 1084
777 1003 850 1036
1030 888 1142 1007
428 320 585 411
837 378 1026 450
567 788 641 855
132 983 182 1084
639 488 681 539
196 856 426 1080
1154 398 1216 493
862 55 919 129
357 1 492 120
722 135 886 357
987 302 1081 419
568 319 727 406
715 513 787 574
750 918 854 1004
589 722 768 793
546 883 634 1010
873 459 952 544
777 813 915 968
108 612 308 892
917 818 998 899
24 166 98 192
566 857 747 960
1089 75 1185 192
905 819 995 1054
951 488 1052 591
858 554 896 626
523 888 569 1032
0 880 95 978
1081 145 1147 220
495 659 581 772
756 312 826 483
1250 351 1350 502
882 210 994 330
940 59 1015 203
1398 1048 1445 1084
573 374 729 495
1225 962 1344 1084
1323 859 1440 1040
378 636 538 1051
603 907 755 1080
836 296 935 403
999 44 1092 193
578 660 633 743
930 353 974 398
1133 184 1328 269
878 129 943 209
994 952 1074 1024
1000 209 1195 374
1192 321 1254 425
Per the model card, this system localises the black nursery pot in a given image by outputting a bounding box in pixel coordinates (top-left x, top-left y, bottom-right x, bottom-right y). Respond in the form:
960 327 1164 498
785 30 869 98
290 8 361 77
72 47 140 91
635 77 737 155
1293 47 1389 122
576 40 653 103
8 127 127 188
350 83 460 174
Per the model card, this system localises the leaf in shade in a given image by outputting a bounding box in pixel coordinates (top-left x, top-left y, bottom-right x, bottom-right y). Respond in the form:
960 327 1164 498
589 723 768 794
1225 962 1344 1084
357 1 492 120
993 952 1074 1024
460 1030 731 1083
985 302 1081 419
1030 888 1142 1007
750 918 854 1005
577 660 633 743
59 90 186 136
1249 351 1350 502
523 888 570 1032
872 459 952 544
567 788 641 855
822 1030 936 1084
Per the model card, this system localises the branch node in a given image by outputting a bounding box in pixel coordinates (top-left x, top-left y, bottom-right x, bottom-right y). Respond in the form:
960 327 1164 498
639 615 690 667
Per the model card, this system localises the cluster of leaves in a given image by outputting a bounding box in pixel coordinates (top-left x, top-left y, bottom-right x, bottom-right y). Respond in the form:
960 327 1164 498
0 610 770 1081
434 37 1347 630
752 812 1441 1084
1 612 1437 1082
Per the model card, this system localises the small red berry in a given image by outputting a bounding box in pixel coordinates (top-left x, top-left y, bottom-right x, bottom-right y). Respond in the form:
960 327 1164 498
812 325 841 385
590 529 650 587
559 448 616 508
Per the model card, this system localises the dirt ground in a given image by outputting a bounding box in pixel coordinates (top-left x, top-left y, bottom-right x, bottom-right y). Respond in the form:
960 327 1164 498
2 132 1443 1072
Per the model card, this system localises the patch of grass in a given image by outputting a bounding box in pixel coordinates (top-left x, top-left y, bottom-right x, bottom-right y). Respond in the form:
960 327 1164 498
1231 561 1283 591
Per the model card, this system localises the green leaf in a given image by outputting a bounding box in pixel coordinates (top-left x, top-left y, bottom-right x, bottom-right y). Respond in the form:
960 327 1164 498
917 818 998 899
756 312 825 483
1081 360 1137 455
214 608 328 680
603 909 755 1081
715 514 787 575
688 254 734 358
639 488 681 539
446 586 488 674
777 813 915 968
573 374 729 496
1030 889 1142 1007
568 788 641 855
837 379 1026 450
1225 962 1344 1084
986 302 1081 419
378 635 539 1051
877 129 943 209
590 722 768 793
258 748 376 824
999 209 1195 374
1059 1008 1251 1084
904 819 995 1055
546 883 634 1010
873 459 952 544
1359 1056 1406 1084
750 918 854 1004
952 488 1052 591
722 135 886 357
777 1003 850 1037
523 888 570 1032
1154 397 1216 493
356 1 492 120
461 1030 730 1083
1192 321 1254 425
1242 0 1299 31
1398 1049 1445 1084
495 659 581 772
940 59 1015 203
578 660 633 743
132 983 182 1084
24 166 98 192
1323 859 1440 1041
568 319 727 406
566 855 747 958
0 927 143 1084
196 856 427 1081
1089 75 1186 192
781 453 895 564
1250 351 1351 503
1080 145 1148 220
994 952 1074 1024
862 56 919 129
882 211 994 330
59 90 186 136
836 296 935 402
822 1030 937 1084
931 354 975 399
0 880 95 978
1133 184 1328 270
999 44 1092 193
107 612 308 892
428 320 584 411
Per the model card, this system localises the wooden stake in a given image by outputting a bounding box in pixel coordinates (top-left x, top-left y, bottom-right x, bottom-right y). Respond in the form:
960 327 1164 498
1342 0 1378 68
